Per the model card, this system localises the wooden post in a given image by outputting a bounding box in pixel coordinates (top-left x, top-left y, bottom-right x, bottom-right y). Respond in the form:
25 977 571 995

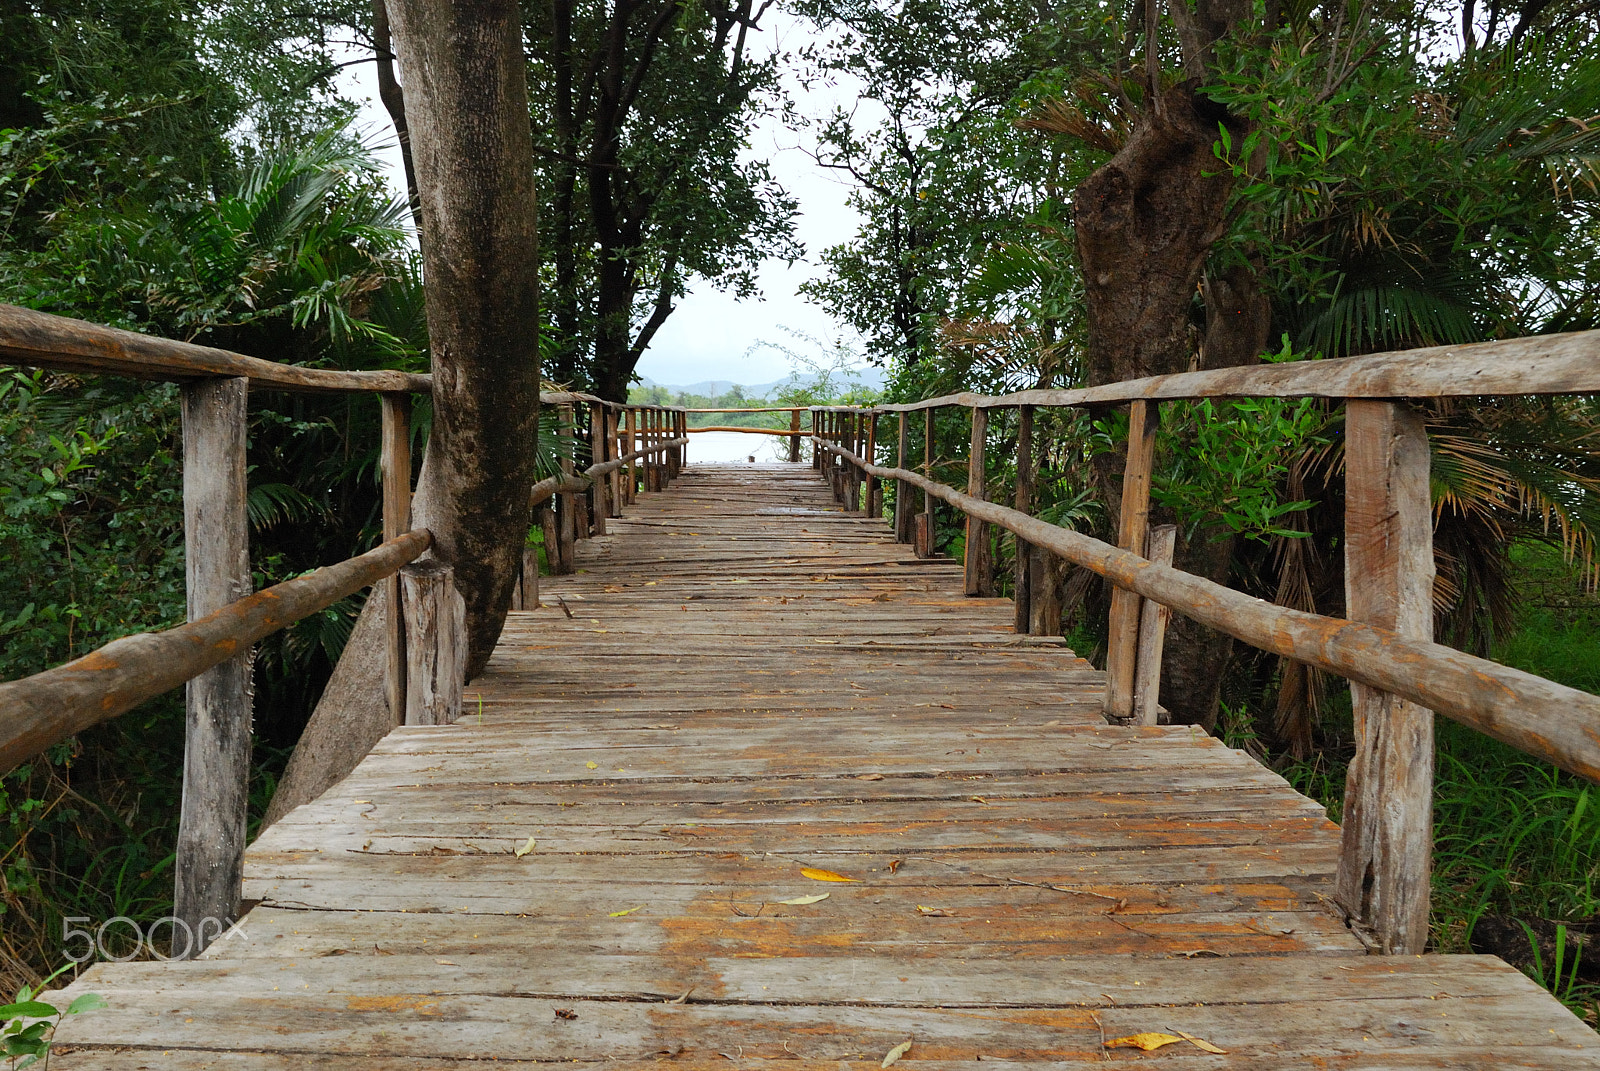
1131 524 1177 725
401 559 464 726
512 544 539 610
606 409 623 517
589 402 608 537
894 412 912 543
1012 405 1035 633
789 409 801 463
557 404 579 558
380 393 411 727
963 406 992 596
1104 399 1157 721
624 408 638 503
175 375 251 957
1336 399 1435 955
915 407 935 557
864 410 881 518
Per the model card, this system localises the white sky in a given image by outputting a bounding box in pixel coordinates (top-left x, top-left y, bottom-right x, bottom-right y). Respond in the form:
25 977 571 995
338 12 866 388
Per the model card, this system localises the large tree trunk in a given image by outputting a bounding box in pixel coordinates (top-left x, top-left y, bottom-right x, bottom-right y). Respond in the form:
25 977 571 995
264 0 539 826
388 0 541 679
1074 73 1250 728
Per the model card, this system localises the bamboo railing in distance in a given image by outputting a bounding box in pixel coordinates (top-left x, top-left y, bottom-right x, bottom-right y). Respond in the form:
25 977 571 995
810 327 1600 958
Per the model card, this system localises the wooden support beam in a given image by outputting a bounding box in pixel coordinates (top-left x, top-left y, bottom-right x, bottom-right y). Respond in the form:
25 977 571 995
894 412 912 542
1337 400 1435 955
1132 524 1177 725
963 406 992 595
915 407 935 557
865 411 881 518
789 409 802 463
622 408 636 503
175 376 252 957
1104 400 1157 721
589 402 608 537
401 559 464 726
1012 405 1035 633
557 404 579 556
606 410 622 517
380 393 411 728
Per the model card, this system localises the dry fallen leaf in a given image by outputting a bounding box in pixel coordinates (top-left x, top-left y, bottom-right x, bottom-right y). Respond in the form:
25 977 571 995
887 859 903 874
777 893 830 906
881 1039 913 1068
1104 1033 1185 1052
801 867 859 883
1173 1030 1228 1054
554 1008 578 1021
856 773 885 781
608 905 644 917
916 905 955 917
585 761 599 769
514 836 537 858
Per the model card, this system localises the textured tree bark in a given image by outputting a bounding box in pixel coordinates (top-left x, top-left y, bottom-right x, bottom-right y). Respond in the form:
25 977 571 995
387 0 541 679
1074 63 1251 728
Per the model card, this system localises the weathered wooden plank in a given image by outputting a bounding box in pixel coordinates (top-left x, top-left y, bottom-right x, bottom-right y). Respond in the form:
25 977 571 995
380 393 412 726
1104 398 1155 721
1132 523 1177 725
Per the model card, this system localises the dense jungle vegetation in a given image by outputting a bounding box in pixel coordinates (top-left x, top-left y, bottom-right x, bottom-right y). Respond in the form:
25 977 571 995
2 0 1599 1027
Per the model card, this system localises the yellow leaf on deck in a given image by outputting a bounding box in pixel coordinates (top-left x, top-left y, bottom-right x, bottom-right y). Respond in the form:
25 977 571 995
1104 1033 1185 1052
514 836 537 857
608 906 644 917
880 1040 912 1068
801 867 859 882
1174 1030 1228 1054
777 893 830 906
586 761 599 769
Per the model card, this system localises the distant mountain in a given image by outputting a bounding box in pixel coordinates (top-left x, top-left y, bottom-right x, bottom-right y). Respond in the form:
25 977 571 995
637 366 885 397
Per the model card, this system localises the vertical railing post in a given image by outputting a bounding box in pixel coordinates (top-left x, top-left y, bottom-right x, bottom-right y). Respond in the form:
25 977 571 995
175 375 251 957
789 409 802 463
1012 405 1035 633
1336 399 1435 955
1131 524 1177 725
963 406 992 596
380 393 412 723
589 401 608 537
624 407 638 503
557 403 579 561
894 412 911 542
606 408 623 517
401 559 465 726
1104 399 1157 721
915 407 935 557
865 410 881 518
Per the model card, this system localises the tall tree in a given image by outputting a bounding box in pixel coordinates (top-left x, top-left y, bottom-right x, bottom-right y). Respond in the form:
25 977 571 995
527 0 799 399
387 0 541 674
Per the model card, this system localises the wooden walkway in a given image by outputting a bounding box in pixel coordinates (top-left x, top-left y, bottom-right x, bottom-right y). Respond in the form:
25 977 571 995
54 463 1599 1067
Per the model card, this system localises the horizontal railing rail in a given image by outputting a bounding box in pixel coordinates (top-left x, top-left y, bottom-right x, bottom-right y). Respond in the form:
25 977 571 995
0 530 431 774
806 326 1600 958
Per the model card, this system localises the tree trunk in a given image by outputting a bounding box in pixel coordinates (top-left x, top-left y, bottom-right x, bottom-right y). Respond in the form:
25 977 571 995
1075 75 1251 728
388 0 541 679
372 0 422 229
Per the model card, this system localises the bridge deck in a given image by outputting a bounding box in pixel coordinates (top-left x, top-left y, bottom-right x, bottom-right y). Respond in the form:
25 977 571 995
55 464 1599 1066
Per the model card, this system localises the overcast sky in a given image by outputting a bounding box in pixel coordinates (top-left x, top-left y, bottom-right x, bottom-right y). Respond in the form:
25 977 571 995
340 13 866 388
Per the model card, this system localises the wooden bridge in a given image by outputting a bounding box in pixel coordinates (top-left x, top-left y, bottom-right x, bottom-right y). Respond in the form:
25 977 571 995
42 461 1600 1066
4 306 1600 1064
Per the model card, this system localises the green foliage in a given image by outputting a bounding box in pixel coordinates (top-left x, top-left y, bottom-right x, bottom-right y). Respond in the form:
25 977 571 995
1150 396 1330 544
2 964 105 1068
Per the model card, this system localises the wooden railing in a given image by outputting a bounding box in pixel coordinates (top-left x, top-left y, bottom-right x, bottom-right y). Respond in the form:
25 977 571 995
808 328 1600 956
0 303 683 956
